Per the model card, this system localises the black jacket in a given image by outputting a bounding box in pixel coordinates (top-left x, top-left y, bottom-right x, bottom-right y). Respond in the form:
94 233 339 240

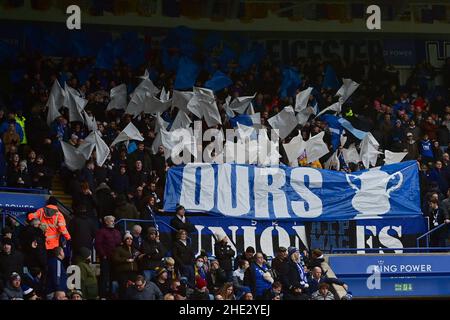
139 239 166 270
170 216 195 238
280 260 307 292
214 242 235 272
0 249 24 283
206 268 227 293
68 214 98 253
172 240 195 267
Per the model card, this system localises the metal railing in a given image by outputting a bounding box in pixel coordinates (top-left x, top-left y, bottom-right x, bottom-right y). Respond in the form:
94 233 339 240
115 218 192 242
416 222 449 248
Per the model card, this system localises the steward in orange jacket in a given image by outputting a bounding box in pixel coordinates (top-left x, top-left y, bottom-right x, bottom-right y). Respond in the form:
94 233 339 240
28 197 71 250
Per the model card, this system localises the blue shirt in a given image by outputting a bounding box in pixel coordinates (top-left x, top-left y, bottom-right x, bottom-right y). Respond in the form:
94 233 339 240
420 140 434 158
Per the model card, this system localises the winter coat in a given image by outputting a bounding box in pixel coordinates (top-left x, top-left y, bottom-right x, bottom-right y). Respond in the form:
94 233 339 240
206 268 228 293
76 260 98 300
214 242 235 272
68 214 98 253
170 216 195 238
172 240 195 267
0 249 24 283
139 239 166 270
0 282 23 300
244 262 273 298
112 245 139 273
280 260 309 291
94 227 122 259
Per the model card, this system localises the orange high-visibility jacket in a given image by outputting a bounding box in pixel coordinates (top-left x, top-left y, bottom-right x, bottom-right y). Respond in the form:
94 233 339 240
28 205 71 250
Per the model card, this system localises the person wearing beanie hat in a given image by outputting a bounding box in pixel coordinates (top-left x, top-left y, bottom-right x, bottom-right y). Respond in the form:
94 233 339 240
140 226 166 282
23 286 39 300
271 247 288 282
0 272 23 300
188 276 210 300
170 204 195 238
0 237 23 287
281 247 309 293
76 246 98 299
153 267 170 295
68 289 83 300
112 230 140 299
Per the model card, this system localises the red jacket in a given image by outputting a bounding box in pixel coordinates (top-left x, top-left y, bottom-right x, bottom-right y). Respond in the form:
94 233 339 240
95 227 122 259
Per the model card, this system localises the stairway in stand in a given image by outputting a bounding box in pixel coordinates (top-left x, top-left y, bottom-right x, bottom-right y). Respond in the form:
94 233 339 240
51 174 73 209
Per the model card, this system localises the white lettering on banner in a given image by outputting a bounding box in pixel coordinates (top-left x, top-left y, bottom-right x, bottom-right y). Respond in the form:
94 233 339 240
217 164 250 216
373 264 432 273
180 164 214 212
290 168 323 218
259 226 292 258
379 226 403 253
356 225 403 254
254 168 290 219
292 225 309 250
242 226 257 253
194 225 205 257
66 265 81 290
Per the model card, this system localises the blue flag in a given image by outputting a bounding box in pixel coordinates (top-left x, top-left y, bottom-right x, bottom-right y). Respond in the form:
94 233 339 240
322 114 344 150
205 71 233 92
337 117 368 140
174 56 200 90
279 67 302 98
322 64 340 90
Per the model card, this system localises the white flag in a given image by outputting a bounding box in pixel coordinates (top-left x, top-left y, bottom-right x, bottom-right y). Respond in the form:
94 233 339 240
77 132 96 160
144 96 172 115
172 90 194 114
126 78 160 116
151 113 170 154
170 110 192 132
187 87 221 127
93 131 110 167
282 131 306 166
223 96 236 119
236 123 256 141
46 80 65 125
384 150 407 165
295 87 313 112
315 101 342 118
61 141 86 171
324 149 340 171
107 84 127 111
342 143 360 165
139 69 150 80
111 122 144 147
258 129 281 166
64 84 86 123
229 94 256 114
305 131 329 163
83 111 98 132
160 87 170 102
296 106 315 127
336 79 359 104
267 106 298 139
360 132 381 169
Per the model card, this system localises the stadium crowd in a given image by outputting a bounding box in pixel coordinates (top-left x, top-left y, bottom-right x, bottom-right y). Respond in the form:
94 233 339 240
0 27 449 300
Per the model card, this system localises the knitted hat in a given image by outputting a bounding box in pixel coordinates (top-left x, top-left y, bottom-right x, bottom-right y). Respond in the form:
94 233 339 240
78 247 91 260
123 232 133 240
23 286 36 300
156 267 168 277
195 277 207 289
147 227 157 235
10 272 21 281
288 246 299 257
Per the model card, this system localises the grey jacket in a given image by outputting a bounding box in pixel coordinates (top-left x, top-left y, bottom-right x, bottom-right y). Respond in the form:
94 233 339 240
0 283 23 300
125 281 163 300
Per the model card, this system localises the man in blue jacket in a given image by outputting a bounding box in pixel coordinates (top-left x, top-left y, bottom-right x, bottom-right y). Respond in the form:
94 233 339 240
46 247 67 299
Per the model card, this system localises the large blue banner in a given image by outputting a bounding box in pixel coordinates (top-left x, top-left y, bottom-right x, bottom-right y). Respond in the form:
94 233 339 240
163 161 421 221
155 215 427 259
0 191 48 224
